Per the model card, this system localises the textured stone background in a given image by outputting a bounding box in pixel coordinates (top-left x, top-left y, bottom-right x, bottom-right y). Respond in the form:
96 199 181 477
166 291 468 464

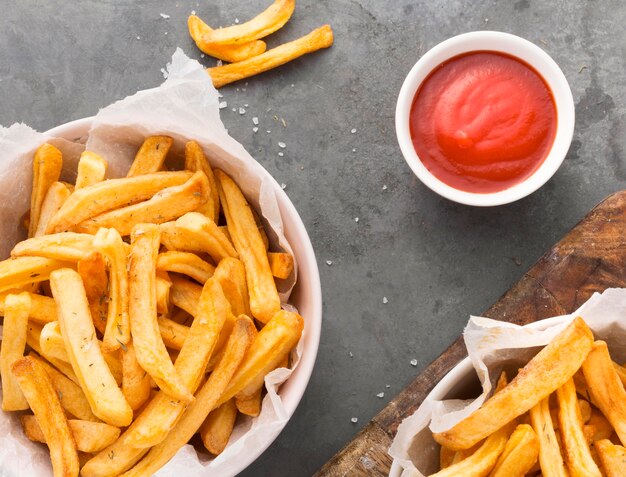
1 1 624 475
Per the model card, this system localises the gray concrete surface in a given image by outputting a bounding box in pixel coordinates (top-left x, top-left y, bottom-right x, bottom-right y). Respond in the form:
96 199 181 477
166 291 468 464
1 1 625 475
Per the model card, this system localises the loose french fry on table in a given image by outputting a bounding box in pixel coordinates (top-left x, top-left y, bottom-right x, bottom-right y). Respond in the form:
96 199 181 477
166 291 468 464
156 250 215 284
75 171 210 236
200 399 238 455
11 232 95 262
126 136 173 177
595 439 626 477
215 169 280 323
29 143 63 238
208 25 334 88
77 251 109 335
50 268 133 427
121 341 151 412
268 251 294 279
0 256 73 293
75 151 108 189
214 257 251 317
433 318 594 450
21 415 120 453
46 170 192 233
0 292 31 411
34 182 71 237
184 140 220 222
128 223 191 404
11 356 79 477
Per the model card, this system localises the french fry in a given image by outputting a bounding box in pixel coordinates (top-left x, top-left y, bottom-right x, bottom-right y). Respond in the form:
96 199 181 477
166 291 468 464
29 143 63 237
11 232 95 262
208 25 334 88
530 396 568 477
77 252 109 335
27 323 80 385
0 292 31 410
157 315 189 350
127 136 173 177
0 256 73 293
0 290 56 324
612 361 626 388
268 252 294 279
170 307 194 326
580 399 592 424
587 411 614 442
200 399 238 455
116 315 255 477
128 224 191 404
34 182 71 237
46 171 192 233
49 268 133 427
215 170 280 323
155 271 172 315
21 415 120 453
583 341 626 446
199 0 295 46
75 151 107 189
434 318 594 451
93 228 130 352
489 424 539 477
440 445 456 470
188 15 267 65
184 140 220 222
220 223 267 250
556 378 601 476
595 439 626 477
11 356 79 477
169 274 202 316
156 251 215 284
236 387 262 417
121 341 151 411
214 257 251 317
75 171 210 236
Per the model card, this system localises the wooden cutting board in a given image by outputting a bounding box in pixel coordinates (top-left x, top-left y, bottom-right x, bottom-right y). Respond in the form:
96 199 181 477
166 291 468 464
315 190 626 477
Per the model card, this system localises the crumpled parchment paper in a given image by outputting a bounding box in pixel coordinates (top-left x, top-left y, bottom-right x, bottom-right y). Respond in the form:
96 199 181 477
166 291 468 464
388 288 626 477
0 49 302 477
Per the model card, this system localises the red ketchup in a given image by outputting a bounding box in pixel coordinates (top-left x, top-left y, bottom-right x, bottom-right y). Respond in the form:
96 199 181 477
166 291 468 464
409 51 557 193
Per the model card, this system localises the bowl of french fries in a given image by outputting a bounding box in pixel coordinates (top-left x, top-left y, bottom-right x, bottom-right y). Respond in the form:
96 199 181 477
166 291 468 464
388 289 626 477
0 49 322 477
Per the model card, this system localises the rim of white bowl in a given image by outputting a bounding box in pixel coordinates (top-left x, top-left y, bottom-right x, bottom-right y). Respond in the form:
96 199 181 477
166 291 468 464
45 116 323 476
395 31 575 207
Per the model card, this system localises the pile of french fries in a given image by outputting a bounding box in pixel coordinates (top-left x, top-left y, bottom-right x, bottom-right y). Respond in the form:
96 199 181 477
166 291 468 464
430 317 626 477
0 136 303 476
188 0 334 88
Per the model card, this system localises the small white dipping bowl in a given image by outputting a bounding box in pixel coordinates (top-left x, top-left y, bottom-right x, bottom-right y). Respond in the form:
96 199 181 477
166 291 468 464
395 31 575 206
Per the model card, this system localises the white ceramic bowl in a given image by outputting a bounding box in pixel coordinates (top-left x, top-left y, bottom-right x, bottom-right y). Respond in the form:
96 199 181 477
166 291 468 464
46 117 323 476
395 31 575 206
388 315 567 477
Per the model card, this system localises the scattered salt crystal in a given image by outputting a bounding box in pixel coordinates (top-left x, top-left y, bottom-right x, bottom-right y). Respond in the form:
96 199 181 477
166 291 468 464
266 130 271 134
410 359 418 366
352 148 356 153
216 59 223 67
239 107 246 115
159 13 170 19
236 88 239 92
164 31 168 35
278 142 286 149
377 392 385 398
351 417 358 423
200 53 205 58
291 84 295 87
351 128 357 134
386 384 390 388
383 297 388 304
235 18 240 23
160 68 168 79
218 92 223 98
349 352 353 358
354 217 359 223
382 184 388 191
278 152 284 157
219 101 227 109
280 183 287 190
252 127 258 133
244 103 248 107
326 260 333 266
252 117 259 125
191 10 196 15
136 36 141 40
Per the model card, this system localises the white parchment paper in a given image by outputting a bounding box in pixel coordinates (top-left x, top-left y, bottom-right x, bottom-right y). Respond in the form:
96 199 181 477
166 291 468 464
388 288 626 477
0 49 302 477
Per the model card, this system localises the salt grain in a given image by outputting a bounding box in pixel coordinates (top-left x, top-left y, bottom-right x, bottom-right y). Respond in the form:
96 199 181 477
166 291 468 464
382 184 388 191
351 128 357 134
386 384 390 388
239 107 246 115
164 31 168 35
278 142 286 149
410 359 418 366
352 148 356 153
231 108 236 112
252 127 259 133
219 101 227 109
326 260 333 266
383 297 388 304
281 183 287 190
160 13 170 19
377 392 385 398
136 36 141 40
200 53 205 58
191 10 196 15
235 18 240 24
278 152 284 157
252 117 259 125
266 130 271 134
354 217 359 222
351 417 358 424
349 352 354 358
216 60 223 67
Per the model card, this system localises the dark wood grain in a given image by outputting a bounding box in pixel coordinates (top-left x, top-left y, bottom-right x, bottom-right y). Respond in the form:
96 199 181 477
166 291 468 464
316 190 626 477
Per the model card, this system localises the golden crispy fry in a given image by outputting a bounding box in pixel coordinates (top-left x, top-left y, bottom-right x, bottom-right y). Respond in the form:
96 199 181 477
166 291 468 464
0 292 31 410
40 321 70 362
27 323 80 385
35 182 71 237
580 399 592 424
77 252 109 335
236 387 261 417
11 356 79 477
200 399 238 455
612 362 626 389
583 341 626 446
434 318 594 451
214 257 251 317
200 0 295 46
11 232 95 262
127 136 173 177
268 252 294 279
121 341 151 411
22 415 120 453
156 251 215 284
49 268 133 427
46 171 192 233
489 424 539 477
184 140 220 222
440 445 456 470
155 271 172 315
530 396 568 477
587 411 614 443
75 171 210 235
208 25 334 88
595 439 626 477
93 228 130 353
129 224 192 404
188 15 267 63
215 170 279 323
157 316 189 350
31 354 99 421
29 143 63 237
220 221 268 251
223 310 303 404
169 274 202 316
125 278 232 448
0 291 56 324
117 315 255 477
0 256 73 293
75 151 108 189
556 378 601 476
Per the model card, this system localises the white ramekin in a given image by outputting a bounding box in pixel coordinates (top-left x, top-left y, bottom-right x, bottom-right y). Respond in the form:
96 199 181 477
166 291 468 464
46 117 323 476
395 31 575 207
